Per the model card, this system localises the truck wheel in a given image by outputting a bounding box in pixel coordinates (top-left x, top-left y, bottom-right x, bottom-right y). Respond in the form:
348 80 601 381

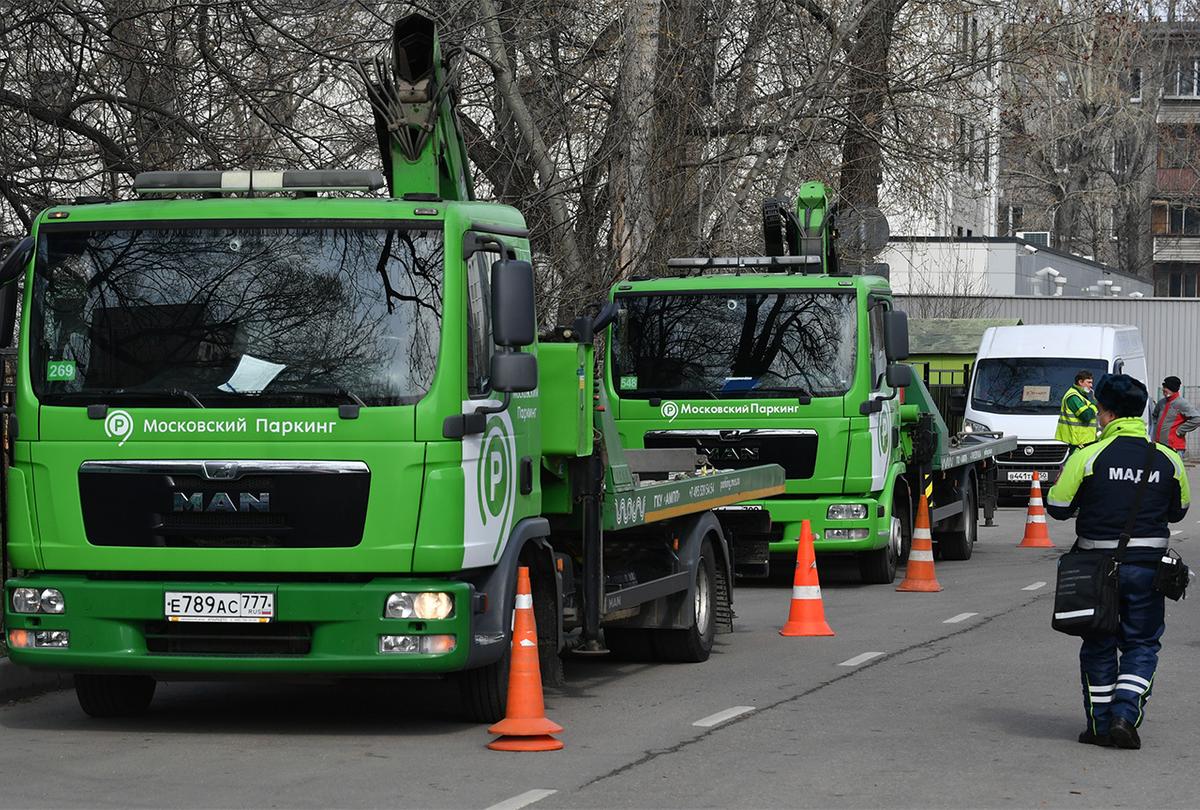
654 537 718 663
74 674 156 718
604 628 656 661
894 490 914 563
937 479 978 561
858 518 900 584
457 647 509 724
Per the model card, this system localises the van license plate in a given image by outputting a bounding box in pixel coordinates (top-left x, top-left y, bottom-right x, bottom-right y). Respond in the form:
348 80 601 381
1007 471 1035 482
164 592 274 623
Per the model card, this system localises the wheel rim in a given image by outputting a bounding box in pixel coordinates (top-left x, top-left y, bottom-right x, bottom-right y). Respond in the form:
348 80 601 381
890 516 902 562
966 492 977 546
695 560 711 635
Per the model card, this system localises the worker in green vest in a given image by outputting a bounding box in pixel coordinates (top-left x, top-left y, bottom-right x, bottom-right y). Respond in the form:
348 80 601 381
1056 370 1099 450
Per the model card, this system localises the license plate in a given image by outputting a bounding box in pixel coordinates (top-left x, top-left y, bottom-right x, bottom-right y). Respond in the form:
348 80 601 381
164 591 274 623
1007 471 1036 482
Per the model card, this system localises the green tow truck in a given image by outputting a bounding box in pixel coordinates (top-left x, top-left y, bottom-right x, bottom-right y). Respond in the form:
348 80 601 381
607 184 1016 583
0 16 783 720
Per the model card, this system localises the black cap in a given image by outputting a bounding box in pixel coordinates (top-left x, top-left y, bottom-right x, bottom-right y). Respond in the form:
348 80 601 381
1095 373 1149 418
1163 376 1182 393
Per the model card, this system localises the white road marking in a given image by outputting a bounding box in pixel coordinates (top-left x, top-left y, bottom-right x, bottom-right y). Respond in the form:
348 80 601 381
1171 530 1182 536
1022 581 1047 591
944 612 978 624
693 706 755 728
485 790 558 810
839 651 885 667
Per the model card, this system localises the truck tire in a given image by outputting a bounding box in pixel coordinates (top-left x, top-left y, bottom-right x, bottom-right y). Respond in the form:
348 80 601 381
858 517 900 584
457 647 509 724
937 478 978 561
604 628 656 661
894 488 914 563
74 674 156 718
654 536 717 663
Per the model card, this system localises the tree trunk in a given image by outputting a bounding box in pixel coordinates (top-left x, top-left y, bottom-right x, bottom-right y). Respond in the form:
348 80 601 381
610 0 661 279
838 0 905 212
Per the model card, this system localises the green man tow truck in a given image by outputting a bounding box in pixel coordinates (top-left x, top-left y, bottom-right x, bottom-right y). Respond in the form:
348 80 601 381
0 16 783 721
606 183 1016 583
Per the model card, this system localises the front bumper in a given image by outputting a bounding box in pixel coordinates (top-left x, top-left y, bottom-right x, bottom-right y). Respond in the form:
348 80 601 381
743 497 888 554
4 574 482 676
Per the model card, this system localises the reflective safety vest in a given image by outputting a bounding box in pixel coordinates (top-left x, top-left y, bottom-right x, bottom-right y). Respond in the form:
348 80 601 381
1055 385 1098 447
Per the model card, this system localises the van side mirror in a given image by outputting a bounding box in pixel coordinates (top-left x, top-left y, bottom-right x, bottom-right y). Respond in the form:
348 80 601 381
886 363 912 389
491 351 537 393
491 259 535 347
883 309 909 361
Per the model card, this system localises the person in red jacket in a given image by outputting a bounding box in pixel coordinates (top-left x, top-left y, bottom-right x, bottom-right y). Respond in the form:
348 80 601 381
1151 376 1200 457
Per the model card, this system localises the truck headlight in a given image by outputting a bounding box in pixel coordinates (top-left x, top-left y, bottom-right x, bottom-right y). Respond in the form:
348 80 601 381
385 592 454 620
12 588 42 614
964 419 989 433
825 528 871 540
827 504 868 520
40 589 65 614
379 634 457 654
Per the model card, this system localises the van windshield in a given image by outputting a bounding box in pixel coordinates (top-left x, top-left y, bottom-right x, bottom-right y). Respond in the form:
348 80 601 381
971 358 1108 415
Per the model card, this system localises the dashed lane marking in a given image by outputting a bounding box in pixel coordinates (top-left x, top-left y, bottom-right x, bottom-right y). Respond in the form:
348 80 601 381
693 706 755 728
1022 581 1047 591
944 612 978 624
839 652 885 667
485 790 558 810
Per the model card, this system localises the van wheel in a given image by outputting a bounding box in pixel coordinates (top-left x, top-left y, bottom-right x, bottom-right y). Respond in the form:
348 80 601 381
74 674 156 718
655 537 717 663
936 479 977 561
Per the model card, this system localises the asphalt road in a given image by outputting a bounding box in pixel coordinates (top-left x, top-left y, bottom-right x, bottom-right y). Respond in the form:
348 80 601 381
2 479 1199 810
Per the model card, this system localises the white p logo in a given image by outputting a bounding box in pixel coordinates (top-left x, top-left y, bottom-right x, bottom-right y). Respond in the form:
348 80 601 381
104 409 134 447
661 401 680 422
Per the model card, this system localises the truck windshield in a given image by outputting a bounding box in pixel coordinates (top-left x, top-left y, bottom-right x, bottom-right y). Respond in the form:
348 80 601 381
970 357 1108 415
611 291 857 399
31 224 444 407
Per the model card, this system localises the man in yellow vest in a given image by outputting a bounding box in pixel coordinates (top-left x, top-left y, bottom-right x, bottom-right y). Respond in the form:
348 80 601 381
1056 370 1099 451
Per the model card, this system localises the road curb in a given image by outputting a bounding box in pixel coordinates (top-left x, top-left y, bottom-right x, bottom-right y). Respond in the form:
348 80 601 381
0 657 70 702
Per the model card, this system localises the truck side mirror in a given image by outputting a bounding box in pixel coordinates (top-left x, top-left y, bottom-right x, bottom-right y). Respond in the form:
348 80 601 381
0 236 32 286
0 237 32 350
491 351 537 393
883 309 909 361
491 259 535 347
0 284 16 349
886 363 912 389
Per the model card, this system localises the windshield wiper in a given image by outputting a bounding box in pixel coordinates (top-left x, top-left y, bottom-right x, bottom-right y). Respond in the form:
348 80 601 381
258 388 367 418
168 389 206 408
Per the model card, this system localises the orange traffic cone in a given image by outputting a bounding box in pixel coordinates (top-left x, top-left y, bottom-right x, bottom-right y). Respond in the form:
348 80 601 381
1018 471 1054 548
780 520 834 636
897 493 943 592
487 566 564 752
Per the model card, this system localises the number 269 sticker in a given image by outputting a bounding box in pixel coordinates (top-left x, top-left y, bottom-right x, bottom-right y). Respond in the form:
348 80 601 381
46 360 76 381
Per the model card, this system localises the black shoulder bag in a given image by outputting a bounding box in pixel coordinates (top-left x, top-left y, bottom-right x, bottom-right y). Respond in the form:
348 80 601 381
1051 440 1158 637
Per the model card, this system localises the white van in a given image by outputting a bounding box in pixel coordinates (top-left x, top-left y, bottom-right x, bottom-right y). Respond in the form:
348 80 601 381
963 324 1147 496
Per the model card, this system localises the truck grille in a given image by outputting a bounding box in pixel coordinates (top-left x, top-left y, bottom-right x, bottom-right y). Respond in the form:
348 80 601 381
144 621 311 656
643 430 817 479
79 460 369 549
997 444 1069 466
